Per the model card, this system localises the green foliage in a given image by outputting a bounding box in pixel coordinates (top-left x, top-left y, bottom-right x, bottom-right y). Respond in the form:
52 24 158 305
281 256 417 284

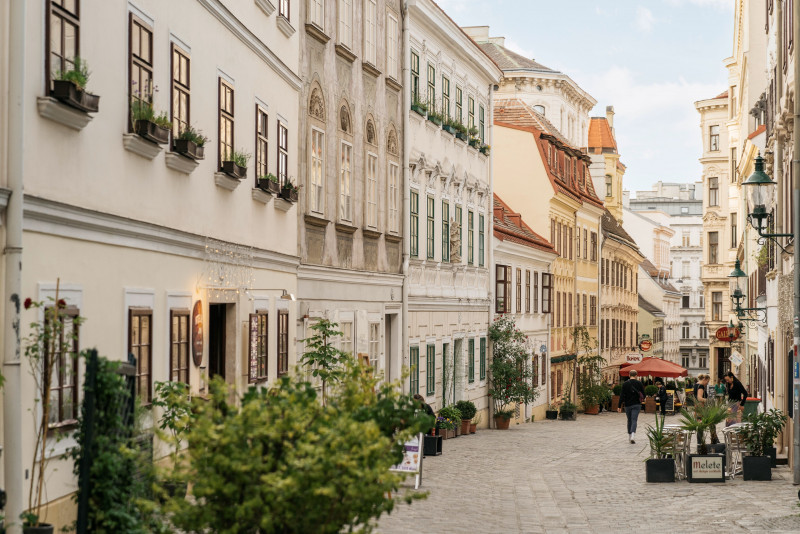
559 400 578 414
755 244 769 267
176 125 208 147
468 125 479 137
644 385 658 397
300 319 349 405
259 173 279 183
151 381 191 466
56 56 90 90
741 409 788 456
679 398 735 454
437 405 462 429
161 359 430 534
222 149 251 168
487 316 538 415
666 381 677 390
130 99 172 130
645 413 674 460
612 384 622 396
575 329 605 409
412 93 428 111
455 400 477 420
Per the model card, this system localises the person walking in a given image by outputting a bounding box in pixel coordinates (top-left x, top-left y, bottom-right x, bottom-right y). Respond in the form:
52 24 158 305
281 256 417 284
618 370 645 443
724 371 748 426
655 380 668 416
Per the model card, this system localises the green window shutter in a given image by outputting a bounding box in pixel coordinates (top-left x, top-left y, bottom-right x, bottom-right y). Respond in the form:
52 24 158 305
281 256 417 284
479 337 486 380
410 346 419 394
410 191 419 257
426 344 435 396
479 214 485 267
442 200 450 262
468 338 475 383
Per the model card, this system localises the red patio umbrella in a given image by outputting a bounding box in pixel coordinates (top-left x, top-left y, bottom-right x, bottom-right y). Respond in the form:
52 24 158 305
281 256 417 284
618 357 688 378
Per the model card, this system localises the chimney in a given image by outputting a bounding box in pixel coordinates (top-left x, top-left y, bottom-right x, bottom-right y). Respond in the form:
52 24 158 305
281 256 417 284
489 36 506 47
494 205 505 221
462 26 490 43
606 105 615 135
507 213 521 227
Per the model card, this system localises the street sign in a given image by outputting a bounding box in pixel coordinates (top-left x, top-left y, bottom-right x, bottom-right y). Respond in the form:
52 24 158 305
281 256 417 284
639 340 652 352
715 326 741 343
626 353 643 363
729 351 743 366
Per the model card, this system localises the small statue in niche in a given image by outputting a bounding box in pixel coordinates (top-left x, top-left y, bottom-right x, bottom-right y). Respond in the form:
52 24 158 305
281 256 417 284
450 217 461 263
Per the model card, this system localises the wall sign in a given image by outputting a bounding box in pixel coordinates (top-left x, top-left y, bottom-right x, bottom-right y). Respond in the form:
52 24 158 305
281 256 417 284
688 454 726 483
626 353 643 363
639 340 652 352
192 300 203 367
715 326 741 343
389 433 424 489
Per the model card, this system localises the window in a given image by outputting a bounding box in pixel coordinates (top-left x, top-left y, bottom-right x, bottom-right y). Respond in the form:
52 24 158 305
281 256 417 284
218 79 234 167
455 205 462 262
468 338 475 383
681 321 690 339
709 125 719 151
731 213 738 248
699 355 707 369
555 291 560 327
700 322 708 339
47 305 79 427
468 96 475 130
533 104 545 115
455 86 463 124
582 294 587 326
708 232 719 264
712 292 722 321
682 232 690 247
386 13 398 80
541 273 552 313
171 45 190 140
442 76 450 120
48 0 80 93
130 15 154 131
248 311 268 383
410 50 420 102
468 211 474 264
368 322 380 373
479 105 485 143
681 353 690 368
338 0 353 48
364 0 376 65
310 128 324 213
516 268 522 313
605 175 612 197
480 337 486 380
410 190 419 256
170 309 190 384
426 344 435 396
731 147 737 183
533 272 539 313
278 310 289 376
525 270 531 313
427 196 435 259
496 265 511 313
279 0 290 19
389 162 399 233
590 295 596 325
441 200 450 262
129 308 153 404
682 293 690 308
479 214 485 266
410 346 419 394
339 321 353 355
426 63 436 111
256 106 269 183
709 177 719 206
278 121 289 187
366 153 378 228
309 0 324 28
590 232 597 261
699 295 705 309
583 229 588 260
568 293 572 326
340 142 353 220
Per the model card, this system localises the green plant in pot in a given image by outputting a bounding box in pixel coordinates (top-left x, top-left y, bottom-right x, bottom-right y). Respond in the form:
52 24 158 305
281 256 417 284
488 316 538 429
558 400 578 420
575 339 606 414
679 398 734 455
52 56 100 113
455 400 476 435
644 384 658 413
258 172 281 194
151 381 192 499
437 405 461 436
739 409 787 480
644 413 676 482
174 125 208 160
546 402 559 420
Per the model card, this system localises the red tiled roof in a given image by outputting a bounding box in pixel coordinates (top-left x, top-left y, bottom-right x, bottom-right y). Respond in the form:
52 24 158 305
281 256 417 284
493 194 557 254
714 90 728 99
588 117 617 152
748 124 766 139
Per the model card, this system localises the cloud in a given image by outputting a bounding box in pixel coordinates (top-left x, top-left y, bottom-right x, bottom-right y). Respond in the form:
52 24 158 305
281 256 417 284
635 6 655 32
664 0 734 10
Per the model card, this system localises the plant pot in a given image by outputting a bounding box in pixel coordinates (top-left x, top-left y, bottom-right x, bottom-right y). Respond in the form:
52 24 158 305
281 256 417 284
460 419 471 435
442 124 456 135
644 396 657 414
427 116 442 126
23 524 54 534
584 404 600 415
454 422 461 437
707 443 726 455
687 454 726 483
423 434 442 456
767 446 777 468
645 458 675 483
742 455 772 481
221 160 247 180
134 119 170 145
559 410 575 421
479 145 490 155
611 395 620 411
411 104 426 116
469 422 477 433
173 139 205 160
51 80 100 113
468 138 480 149
545 410 558 420
456 132 469 142
280 185 299 202
495 415 511 430
258 178 281 195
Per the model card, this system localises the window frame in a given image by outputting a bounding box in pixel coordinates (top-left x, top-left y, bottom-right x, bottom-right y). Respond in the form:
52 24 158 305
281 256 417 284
366 151 379 229
386 12 399 80
363 0 377 65
129 307 153 405
525 270 531 313
410 190 419 257
709 177 719 207
468 338 475 383
410 50 420 102
170 43 191 142
256 105 269 185
218 78 235 169
479 104 485 143
442 76 450 120
495 264 511 313
541 273 552 314
278 0 290 20
46 305 80 429
129 14 154 134
709 125 720 152
427 63 436 111
47 0 81 95
479 214 485 267
338 0 353 48
426 344 436 396
455 86 463 124
709 232 719 264
170 309 191 384
410 346 420 394
278 120 289 188
310 126 325 214
479 337 486 381
441 200 450 262
278 310 289 377
248 311 269 383
426 195 435 260
388 161 400 234
309 0 324 29
339 140 353 221
468 96 475 129
468 211 474 264
516 268 522 313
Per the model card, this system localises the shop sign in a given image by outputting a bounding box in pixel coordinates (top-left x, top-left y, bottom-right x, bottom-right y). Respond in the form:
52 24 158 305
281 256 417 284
639 340 652 352
729 351 744 366
389 433 424 489
715 326 741 342
626 353 643 363
192 300 203 367
689 455 725 482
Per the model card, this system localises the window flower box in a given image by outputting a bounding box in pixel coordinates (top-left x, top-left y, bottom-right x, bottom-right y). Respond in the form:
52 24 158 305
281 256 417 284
479 144 491 156
258 177 281 195
280 183 299 203
468 138 480 149
427 113 442 127
411 103 427 116
442 124 457 136
173 139 205 160
456 131 469 142
134 120 170 145
221 160 247 180
51 80 100 113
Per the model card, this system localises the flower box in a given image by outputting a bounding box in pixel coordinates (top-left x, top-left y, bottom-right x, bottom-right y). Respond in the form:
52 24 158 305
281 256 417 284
172 139 205 160
411 103 426 116
442 124 457 135
545 410 558 420
645 458 675 483
280 185 298 203
468 138 480 149
258 178 281 195
456 132 469 142
51 80 100 113
427 115 442 127
479 144 490 155
221 160 247 180
134 119 170 145
742 455 771 481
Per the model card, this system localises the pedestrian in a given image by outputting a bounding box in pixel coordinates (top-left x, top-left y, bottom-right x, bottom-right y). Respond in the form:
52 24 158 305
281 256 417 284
413 394 436 434
723 371 748 426
715 380 726 397
655 380 668 416
695 374 709 405
618 369 645 443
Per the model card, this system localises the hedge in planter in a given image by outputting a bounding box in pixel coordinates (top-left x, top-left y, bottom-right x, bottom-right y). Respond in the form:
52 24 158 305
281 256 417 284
740 409 787 481
455 400 476 434
488 316 538 429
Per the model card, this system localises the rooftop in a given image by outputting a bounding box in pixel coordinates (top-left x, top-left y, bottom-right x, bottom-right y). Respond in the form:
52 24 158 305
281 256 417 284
493 195 557 254
588 117 617 153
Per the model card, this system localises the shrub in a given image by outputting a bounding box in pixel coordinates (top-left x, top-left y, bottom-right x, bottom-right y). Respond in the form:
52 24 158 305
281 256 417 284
437 405 462 430
612 384 622 396
488 316 538 415
644 385 658 397
454 400 477 420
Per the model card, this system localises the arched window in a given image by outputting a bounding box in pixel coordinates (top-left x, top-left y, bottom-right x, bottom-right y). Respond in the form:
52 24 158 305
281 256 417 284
681 321 690 339
308 85 326 215
338 100 354 221
533 104 545 115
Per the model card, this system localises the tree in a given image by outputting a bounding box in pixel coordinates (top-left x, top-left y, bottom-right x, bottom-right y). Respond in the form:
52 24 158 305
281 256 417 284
300 319 348 405
571 326 608 409
487 316 538 418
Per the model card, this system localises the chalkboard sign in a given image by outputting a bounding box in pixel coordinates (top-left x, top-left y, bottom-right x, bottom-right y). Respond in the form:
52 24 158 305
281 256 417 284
665 390 675 413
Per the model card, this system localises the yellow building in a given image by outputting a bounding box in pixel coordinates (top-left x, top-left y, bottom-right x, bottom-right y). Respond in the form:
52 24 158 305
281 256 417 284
493 99 603 406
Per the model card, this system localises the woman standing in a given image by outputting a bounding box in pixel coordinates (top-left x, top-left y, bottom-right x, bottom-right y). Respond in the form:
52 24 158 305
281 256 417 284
724 371 748 426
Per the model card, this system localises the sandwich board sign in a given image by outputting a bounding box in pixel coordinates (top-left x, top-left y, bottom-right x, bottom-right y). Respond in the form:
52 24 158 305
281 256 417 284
389 433 424 489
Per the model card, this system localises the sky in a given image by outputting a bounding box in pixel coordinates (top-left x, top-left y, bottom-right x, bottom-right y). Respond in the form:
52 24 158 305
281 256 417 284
436 0 735 195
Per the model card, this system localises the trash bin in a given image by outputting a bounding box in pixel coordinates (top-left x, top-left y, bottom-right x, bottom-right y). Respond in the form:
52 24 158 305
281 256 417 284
743 398 761 418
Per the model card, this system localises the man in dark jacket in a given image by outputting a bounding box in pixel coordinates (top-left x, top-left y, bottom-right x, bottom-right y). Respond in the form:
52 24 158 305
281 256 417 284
617 370 645 443
723 372 748 426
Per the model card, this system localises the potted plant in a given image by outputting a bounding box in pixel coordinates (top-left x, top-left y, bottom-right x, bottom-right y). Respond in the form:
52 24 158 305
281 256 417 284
559 400 577 421
739 409 787 480
576 348 608 415
644 385 658 414
545 403 559 420
51 57 99 113
468 127 480 148
427 109 443 127
644 413 676 482
442 117 458 135
455 122 469 142
455 400 476 435
258 173 281 195
611 384 622 411
488 316 538 430
221 149 250 179
479 144 491 156
173 125 208 160
411 94 427 116
280 179 300 202
470 412 481 433
437 405 461 439
679 399 733 483
130 83 171 145
151 381 192 498
493 408 513 430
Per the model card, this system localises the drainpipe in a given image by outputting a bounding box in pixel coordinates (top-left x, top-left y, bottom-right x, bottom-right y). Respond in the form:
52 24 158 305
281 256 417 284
3 0 26 532
401 1 410 395
487 82 495 426
774 0 785 456
792 0 800 485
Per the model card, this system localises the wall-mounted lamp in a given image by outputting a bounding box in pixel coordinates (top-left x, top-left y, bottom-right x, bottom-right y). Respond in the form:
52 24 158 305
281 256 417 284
743 153 794 253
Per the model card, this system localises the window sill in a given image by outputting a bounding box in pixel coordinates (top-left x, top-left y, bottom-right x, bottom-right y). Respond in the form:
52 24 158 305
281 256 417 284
385 232 402 243
274 198 294 212
335 43 357 63
214 172 242 191
252 187 274 204
123 133 163 160
363 228 382 239
277 15 296 37
38 96 93 130
255 0 276 16
165 152 200 174
386 77 402 92
362 61 381 78
304 213 329 227
305 23 330 44
335 222 358 234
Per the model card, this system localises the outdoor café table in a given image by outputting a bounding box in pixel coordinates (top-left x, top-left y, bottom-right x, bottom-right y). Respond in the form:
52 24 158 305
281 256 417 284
662 427 690 480
722 423 750 479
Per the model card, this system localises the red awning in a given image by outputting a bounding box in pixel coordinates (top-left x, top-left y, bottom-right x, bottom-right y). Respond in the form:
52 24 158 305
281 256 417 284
618 357 688 378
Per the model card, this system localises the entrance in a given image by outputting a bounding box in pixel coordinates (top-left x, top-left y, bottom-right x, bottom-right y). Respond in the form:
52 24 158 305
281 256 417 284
716 347 730 381
209 304 227 380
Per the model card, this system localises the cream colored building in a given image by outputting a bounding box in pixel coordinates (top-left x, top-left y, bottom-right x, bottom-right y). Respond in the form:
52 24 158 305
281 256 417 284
404 0 501 423
0 0 301 530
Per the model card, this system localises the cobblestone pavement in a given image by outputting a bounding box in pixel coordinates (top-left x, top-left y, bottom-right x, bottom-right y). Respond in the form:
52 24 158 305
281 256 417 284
376 411 800 534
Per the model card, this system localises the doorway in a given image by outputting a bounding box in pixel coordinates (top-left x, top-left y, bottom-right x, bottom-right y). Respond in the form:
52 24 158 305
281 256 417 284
716 347 730 381
209 304 227 380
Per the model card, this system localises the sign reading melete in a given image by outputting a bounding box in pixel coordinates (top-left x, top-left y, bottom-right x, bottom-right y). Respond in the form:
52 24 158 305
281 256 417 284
689 455 726 483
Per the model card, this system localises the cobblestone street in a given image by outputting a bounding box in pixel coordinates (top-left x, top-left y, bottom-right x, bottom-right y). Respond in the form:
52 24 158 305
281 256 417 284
376 412 800 534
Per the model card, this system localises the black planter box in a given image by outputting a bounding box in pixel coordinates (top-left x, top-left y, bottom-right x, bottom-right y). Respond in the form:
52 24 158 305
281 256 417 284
559 410 575 421
280 186 299 203
221 161 247 179
423 434 442 457
258 179 281 195
442 124 456 135
51 80 100 113
23 524 54 534
742 455 772 481
767 446 777 468
456 132 469 142
411 104 426 116
646 458 675 483
134 120 170 145
173 139 205 160
545 410 558 420
687 454 726 483
707 443 726 454
469 138 480 149
427 116 442 126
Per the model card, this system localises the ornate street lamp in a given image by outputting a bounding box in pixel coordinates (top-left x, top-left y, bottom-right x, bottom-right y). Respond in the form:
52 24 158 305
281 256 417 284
728 259 766 324
743 153 794 252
